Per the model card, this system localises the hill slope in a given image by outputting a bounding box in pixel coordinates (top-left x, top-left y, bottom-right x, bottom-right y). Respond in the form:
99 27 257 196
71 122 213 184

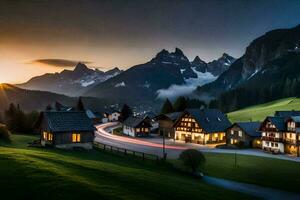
0 135 250 200
0 84 107 112
227 97 300 122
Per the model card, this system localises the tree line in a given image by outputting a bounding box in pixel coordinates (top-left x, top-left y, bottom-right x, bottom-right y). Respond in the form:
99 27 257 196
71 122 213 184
160 96 206 114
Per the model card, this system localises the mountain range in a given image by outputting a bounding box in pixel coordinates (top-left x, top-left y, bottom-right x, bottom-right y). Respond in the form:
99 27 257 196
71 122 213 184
83 48 235 105
196 24 300 111
18 63 123 96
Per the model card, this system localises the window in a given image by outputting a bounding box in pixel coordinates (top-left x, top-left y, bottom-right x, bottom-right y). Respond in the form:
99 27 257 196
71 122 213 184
136 128 140 132
43 131 47 140
72 133 81 143
47 133 53 141
145 128 149 132
238 131 242 137
275 143 278 147
231 130 234 135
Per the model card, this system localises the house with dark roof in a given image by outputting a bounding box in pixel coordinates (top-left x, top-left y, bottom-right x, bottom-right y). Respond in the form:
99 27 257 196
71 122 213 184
123 116 152 137
36 111 95 149
173 109 231 145
155 112 182 138
102 108 121 123
259 116 286 154
284 116 300 156
226 122 261 148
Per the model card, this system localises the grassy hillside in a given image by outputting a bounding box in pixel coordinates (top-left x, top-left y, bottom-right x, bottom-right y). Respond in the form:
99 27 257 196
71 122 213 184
0 135 251 200
227 97 300 122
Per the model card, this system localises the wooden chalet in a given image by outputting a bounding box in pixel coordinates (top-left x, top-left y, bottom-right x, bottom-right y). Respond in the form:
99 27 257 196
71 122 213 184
173 109 231 145
155 112 182 138
123 116 152 137
36 111 95 150
259 116 286 154
226 122 261 148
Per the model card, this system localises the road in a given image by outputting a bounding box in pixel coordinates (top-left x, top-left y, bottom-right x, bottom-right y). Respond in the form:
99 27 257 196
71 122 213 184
95 122 300 162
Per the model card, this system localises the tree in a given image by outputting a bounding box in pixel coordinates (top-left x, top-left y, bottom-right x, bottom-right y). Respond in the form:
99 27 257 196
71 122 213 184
160 98 173 114
173 96 188 112
76 97 85 111
120 104 132 122
0 124 11 142
179 149 205 175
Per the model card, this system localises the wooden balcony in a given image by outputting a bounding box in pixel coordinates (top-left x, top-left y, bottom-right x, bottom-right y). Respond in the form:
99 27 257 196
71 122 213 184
284 138 300 145
260 127 278 132
262 136 283 142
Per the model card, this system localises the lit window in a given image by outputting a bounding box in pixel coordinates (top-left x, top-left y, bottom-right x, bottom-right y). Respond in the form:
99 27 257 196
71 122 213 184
231 130 234 135
188 123 191 127
47 133 53 141
238 131 242 137
72 133 81 143
145 128 149 132
136 128 140 132
43 131 47 140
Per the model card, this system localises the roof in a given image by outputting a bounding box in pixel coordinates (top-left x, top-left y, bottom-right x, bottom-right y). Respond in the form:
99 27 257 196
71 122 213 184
274 110 300 118
104 108 120 115
290 116 300 123
86 109 97 119
183 109 231 133
165 112 183 121
123 116 151 128
42 111 95 132
234 122 261 137
266 116 286 131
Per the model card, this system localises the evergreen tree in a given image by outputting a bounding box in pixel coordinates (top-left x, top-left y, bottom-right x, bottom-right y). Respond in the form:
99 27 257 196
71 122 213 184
120 104 132 122
173 96 188 112
76 97 85 111
160 98 173 114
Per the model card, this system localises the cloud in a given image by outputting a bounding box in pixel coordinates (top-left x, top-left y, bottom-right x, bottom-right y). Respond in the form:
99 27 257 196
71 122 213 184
30 59 92 67
156 70 217 100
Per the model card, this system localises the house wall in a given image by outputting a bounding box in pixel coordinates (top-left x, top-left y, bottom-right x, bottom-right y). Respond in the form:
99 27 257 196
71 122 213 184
262 140 284 153
109 112 120 121
54 131 94 145
158 119 175 138
123 125 135 137
175 130 225 145
226 125 254 147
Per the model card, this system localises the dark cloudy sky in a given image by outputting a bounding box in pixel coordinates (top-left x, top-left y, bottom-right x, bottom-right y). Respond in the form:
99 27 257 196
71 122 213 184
0 0 300 83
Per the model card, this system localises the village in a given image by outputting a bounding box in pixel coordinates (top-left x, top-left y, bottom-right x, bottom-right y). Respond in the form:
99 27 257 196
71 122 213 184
35 98 300 159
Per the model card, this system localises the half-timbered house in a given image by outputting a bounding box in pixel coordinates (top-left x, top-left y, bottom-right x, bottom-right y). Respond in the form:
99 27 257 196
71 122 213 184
173 109 231 144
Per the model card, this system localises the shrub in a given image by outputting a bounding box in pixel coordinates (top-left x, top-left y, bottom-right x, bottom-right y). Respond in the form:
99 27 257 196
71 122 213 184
0 124 11 142
179 149 205 174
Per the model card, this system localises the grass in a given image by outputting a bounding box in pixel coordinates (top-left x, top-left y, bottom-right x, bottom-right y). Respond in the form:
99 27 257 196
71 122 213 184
173 152 300 193
227 97 300 122
0 134 252 200
112 127 124 136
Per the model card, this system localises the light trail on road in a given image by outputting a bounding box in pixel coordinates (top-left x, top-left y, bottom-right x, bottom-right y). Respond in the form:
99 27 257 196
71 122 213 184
96 123 187 150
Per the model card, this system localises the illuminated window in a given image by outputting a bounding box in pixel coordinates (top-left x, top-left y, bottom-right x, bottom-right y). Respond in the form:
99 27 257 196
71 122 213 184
43 131 47 140
47 133 53 141
145 128 149 132
72 133 81 143
188 123 191 127
238 131 242 137
136 128 140 132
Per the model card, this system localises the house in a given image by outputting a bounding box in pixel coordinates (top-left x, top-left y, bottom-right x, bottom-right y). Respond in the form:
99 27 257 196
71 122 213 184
36 111 95 150
155 112 182 138
102 109 121 123
259 116 286 154
226 122 261 148
283 116 300 156
123 116 152 137
173 109 231 144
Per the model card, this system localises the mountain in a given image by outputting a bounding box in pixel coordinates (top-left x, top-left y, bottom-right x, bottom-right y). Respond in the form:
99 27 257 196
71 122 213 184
83 48 235 107
197 24 300 111
0 84 108 112
191 53 236 76
18 63 123 96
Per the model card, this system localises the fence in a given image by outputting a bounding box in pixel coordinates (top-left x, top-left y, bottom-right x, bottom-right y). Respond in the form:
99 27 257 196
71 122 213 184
94 141 160 162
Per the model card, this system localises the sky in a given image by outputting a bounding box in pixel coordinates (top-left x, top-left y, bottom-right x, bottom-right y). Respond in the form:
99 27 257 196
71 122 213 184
0 0 300 83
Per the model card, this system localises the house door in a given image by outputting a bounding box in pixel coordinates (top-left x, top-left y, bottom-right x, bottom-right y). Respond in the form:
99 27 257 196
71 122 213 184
185 134 192 143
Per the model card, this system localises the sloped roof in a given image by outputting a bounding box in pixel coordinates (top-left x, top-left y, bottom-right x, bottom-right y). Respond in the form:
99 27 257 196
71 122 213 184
43 111 95 132
275 110 300 118
185 109 231 133
290 116 300 123
165 112 183 121
123 116 151 128
235 122 261 137
267 116 286 131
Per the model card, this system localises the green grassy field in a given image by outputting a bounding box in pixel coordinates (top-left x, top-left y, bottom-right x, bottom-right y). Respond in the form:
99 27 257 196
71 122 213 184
0 135 251 200
227 97 300 122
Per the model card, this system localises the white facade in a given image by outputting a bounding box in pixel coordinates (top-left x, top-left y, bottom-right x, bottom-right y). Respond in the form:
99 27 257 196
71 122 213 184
262 141 284 153
109 112 120 121
123 125 135 137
